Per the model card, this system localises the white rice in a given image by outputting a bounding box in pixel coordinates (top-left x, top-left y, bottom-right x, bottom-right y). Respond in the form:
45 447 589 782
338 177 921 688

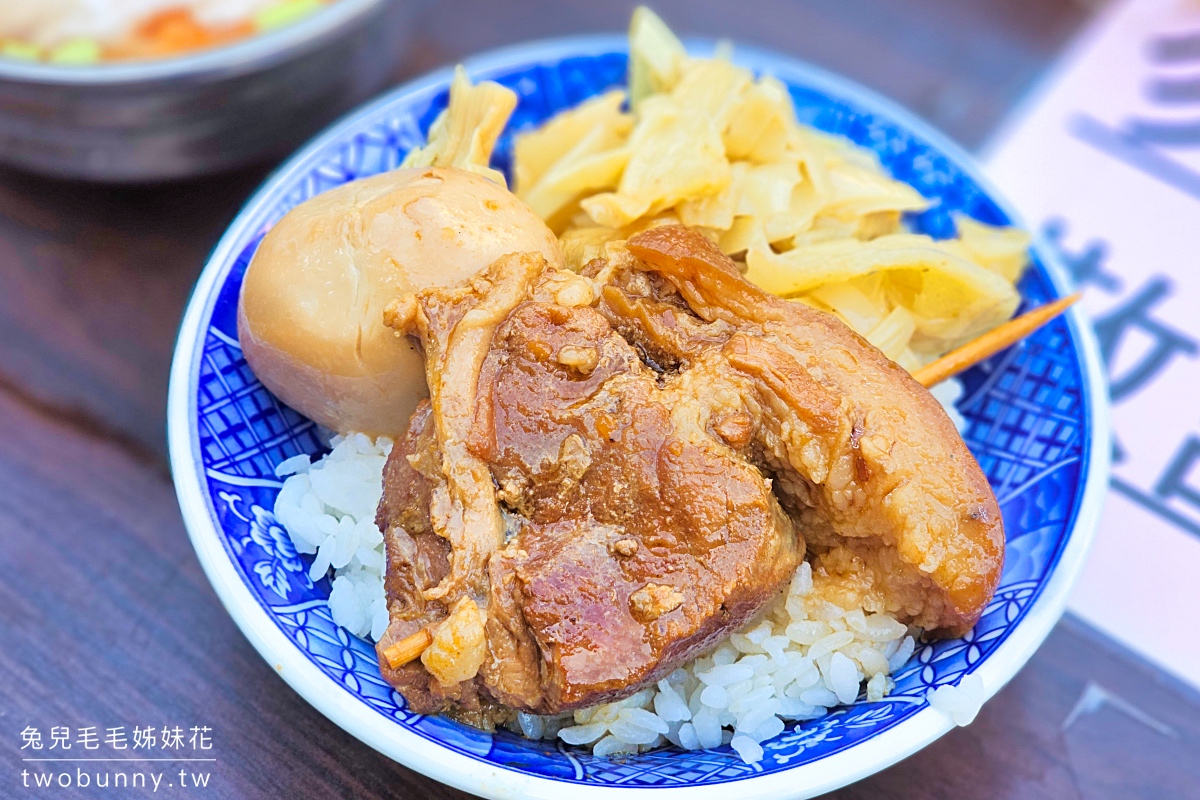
929 377 968 433
927 673 985 727
274 432 393 642
273 375 968 764
533 560 915 761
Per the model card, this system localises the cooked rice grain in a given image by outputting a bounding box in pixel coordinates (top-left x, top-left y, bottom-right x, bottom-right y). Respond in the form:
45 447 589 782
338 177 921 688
546 560 913 762
272 430 938 765
274 433 393 641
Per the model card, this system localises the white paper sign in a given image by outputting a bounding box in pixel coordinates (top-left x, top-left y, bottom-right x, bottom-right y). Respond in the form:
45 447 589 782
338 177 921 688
984 0 1200 689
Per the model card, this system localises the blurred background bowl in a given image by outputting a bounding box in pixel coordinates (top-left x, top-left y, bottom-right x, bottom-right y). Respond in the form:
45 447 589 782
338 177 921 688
0 0 412 182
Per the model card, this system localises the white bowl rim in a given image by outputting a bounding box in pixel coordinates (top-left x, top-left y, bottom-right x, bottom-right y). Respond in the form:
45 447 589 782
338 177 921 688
167 33 1112 800
0 0 384 85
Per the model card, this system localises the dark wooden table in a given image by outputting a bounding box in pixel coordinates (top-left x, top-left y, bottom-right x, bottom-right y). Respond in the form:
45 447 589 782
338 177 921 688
4 1 1200 797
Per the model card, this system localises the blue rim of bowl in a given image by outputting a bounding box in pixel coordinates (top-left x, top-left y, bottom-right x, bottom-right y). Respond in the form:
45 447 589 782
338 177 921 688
0 0 383 85
167 34 1112 800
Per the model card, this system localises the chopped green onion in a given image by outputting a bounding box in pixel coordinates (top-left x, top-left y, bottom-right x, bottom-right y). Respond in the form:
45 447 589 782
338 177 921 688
1 40 42 61
48 38 102 65
256 0 325 32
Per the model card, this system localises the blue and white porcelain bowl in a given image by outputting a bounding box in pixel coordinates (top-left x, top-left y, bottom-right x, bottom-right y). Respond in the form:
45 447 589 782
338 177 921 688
167 36 1110 799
